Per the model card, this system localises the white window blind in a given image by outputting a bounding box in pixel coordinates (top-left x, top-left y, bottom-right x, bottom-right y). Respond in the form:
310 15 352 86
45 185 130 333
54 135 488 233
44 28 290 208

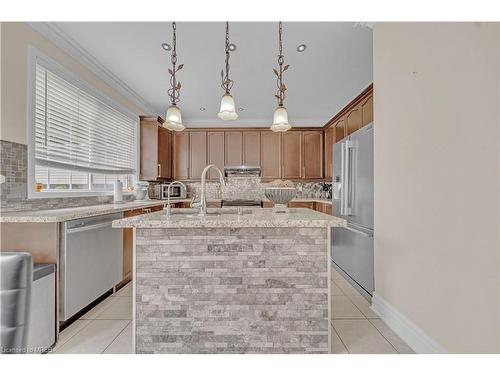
35 62 136 175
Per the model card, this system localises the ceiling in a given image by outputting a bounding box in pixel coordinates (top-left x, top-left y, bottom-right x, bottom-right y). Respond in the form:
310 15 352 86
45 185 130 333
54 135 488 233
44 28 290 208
52 22 373 127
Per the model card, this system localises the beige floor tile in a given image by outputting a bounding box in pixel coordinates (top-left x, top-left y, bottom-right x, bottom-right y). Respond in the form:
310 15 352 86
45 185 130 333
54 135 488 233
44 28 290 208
369 319 414 354
114 282 132 297
103 321 133 354
331 281 344 296
94 296 132 320
332 320 397 354
331 267 344 280
331 324 348 354
334 279 362 296
53 319 130 354
348 295 379 319
331 295 365 319
80 295 117 320
51 319 92 352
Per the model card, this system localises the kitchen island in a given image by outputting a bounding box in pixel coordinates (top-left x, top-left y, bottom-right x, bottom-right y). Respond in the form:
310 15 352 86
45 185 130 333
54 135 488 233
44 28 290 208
113 208 345 354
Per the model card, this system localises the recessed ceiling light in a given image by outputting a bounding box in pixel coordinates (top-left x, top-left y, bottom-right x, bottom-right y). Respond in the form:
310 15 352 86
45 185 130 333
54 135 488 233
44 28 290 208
297 44 307 52
199 107 206 111
229 43 237 51
161 43 172 51
238 108 244 111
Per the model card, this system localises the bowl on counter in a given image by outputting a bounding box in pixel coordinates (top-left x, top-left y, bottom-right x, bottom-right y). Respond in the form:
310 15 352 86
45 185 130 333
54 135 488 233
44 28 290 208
264 187 297 213
133 182 150 201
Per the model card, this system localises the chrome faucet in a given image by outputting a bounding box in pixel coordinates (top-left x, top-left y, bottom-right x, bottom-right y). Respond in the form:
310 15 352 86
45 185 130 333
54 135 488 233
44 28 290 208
197 164 225 217
164 180 187 217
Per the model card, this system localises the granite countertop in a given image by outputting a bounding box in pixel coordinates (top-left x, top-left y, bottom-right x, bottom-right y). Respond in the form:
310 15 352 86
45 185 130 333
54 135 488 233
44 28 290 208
0 200 166 223
112 207 345 229
0 198 332 224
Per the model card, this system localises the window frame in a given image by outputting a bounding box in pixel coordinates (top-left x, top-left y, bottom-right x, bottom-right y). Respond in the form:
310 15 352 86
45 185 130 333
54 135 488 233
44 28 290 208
26 47 139 199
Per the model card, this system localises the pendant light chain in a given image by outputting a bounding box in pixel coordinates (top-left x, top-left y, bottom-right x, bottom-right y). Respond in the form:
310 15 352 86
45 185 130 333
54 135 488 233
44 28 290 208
168 22 183 106
221 21 234 94
274 21 290 107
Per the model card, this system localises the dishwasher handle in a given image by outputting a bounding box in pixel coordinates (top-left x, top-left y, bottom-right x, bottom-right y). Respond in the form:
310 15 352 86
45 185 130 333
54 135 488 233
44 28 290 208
66 221 112 234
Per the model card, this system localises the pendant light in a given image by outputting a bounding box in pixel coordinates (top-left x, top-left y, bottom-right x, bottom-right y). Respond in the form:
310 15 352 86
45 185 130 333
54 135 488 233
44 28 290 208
165 22 185 132
218 22 238 120
270 22 291 132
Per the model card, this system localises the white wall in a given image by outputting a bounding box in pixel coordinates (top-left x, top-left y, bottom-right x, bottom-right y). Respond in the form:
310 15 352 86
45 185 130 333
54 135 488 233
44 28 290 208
0 22 146 144
373 22 500 353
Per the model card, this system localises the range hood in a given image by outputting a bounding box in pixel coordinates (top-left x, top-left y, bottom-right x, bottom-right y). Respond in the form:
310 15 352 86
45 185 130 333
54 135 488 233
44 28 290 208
224 165 261 177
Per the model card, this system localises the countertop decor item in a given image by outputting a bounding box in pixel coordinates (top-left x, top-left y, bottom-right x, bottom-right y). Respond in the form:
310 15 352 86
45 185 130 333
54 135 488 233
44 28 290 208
264 186 297 213
270 22 292 132
218 22 238 120
164 22 185 132
133 181 149 201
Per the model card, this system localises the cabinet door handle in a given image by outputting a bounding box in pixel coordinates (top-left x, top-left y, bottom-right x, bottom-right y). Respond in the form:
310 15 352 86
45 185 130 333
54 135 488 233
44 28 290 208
157 164 161 177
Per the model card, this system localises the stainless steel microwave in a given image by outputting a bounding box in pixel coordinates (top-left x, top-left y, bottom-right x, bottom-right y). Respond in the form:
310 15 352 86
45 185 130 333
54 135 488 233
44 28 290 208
152 183 187 200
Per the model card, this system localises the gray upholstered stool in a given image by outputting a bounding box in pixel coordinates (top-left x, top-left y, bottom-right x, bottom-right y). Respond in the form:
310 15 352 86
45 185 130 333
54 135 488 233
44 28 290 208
0 252 33 354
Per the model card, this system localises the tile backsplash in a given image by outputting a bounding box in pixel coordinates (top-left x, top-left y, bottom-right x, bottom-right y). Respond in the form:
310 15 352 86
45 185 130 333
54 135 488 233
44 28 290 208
1 139 331 212
0 140 129 212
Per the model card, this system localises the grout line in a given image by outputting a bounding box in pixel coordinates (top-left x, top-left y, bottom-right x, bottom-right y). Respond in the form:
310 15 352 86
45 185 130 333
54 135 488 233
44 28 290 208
52 319 92 353
366 318 400 354
101 320 132 354
330 321 349 354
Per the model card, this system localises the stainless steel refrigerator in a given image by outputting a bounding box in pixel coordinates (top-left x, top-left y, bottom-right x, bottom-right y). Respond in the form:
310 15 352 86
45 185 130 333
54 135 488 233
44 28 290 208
332 123 374 300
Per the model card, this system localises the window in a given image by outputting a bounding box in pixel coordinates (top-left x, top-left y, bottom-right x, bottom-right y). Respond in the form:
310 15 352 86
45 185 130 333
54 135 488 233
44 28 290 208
28 52 137 198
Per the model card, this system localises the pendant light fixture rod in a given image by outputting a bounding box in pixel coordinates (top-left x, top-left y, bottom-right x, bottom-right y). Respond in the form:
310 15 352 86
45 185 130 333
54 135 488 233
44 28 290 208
168 22 183 106
221 21 234 95
274 21 289 107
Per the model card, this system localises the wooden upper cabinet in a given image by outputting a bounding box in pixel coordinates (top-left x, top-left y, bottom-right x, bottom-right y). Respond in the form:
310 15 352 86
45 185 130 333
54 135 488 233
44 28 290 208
173 131 190 180
324 127 334 179
225 131 243 166
157 127 171 179
139 116 160 181
282 131 302 179
189 131 207 179
207 131 225 179
260 131 281 179
242 131 261 166
335 118 346 142
346 107 361 136
361 93 373 126
303 131 323 179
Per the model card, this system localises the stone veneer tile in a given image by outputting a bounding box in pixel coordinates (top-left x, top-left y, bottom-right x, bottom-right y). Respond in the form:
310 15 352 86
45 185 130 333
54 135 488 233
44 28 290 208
0 140 128 212
135 227 329 354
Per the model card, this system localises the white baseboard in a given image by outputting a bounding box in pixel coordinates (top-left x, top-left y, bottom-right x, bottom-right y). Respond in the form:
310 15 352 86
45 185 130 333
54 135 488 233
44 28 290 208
370 293 448 354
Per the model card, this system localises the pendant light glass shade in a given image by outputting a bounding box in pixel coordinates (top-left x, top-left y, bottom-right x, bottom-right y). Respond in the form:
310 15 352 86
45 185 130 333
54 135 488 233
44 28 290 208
165 105 185 132
217 94 238 120
270 106 291 132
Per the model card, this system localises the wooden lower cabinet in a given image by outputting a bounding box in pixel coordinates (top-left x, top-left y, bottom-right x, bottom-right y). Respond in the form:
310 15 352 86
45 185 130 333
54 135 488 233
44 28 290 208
121 205 163 284
288 201 315 210
265 200 332 215
314 202 332 215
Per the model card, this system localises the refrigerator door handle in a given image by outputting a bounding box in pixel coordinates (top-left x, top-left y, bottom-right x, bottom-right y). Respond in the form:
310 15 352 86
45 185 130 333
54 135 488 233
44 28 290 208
340 142 345 215
344 140 353 215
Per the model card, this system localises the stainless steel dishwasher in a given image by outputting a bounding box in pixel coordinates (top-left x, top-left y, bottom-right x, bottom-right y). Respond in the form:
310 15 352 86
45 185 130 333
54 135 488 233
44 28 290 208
59 212 123 321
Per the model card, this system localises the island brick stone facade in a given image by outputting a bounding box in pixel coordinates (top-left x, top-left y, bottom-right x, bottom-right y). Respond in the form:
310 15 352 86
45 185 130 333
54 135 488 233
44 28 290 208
135 227 330 353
